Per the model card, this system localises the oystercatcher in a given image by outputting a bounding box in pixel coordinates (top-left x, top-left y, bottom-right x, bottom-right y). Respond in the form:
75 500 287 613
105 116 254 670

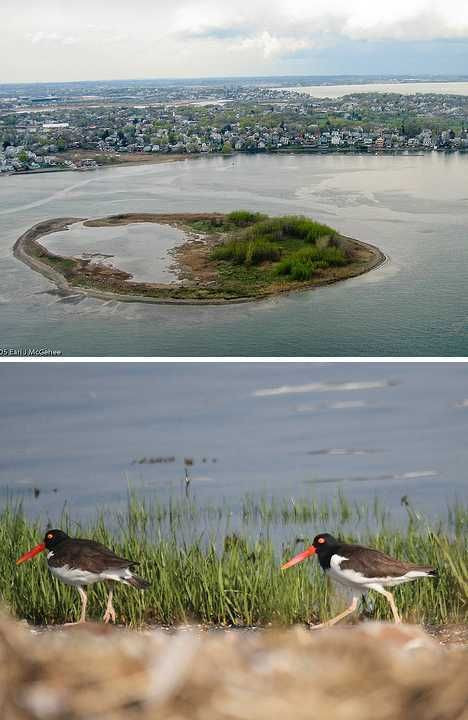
16 529 150 624
281 533 437 627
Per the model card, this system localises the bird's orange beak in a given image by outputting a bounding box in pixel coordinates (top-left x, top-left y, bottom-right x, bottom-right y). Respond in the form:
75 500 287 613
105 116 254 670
16 543 46 565
281 545 316 570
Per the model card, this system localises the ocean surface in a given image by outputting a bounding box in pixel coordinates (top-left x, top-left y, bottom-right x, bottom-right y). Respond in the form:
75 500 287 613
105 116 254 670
0 152 467 356
287 81 468 97
0 363 466 536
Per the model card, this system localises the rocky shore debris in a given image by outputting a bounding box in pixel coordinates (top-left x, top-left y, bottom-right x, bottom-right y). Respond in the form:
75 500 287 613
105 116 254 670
1 616 466 720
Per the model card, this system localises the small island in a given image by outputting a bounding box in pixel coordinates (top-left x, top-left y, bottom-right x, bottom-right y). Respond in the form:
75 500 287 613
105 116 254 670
13 211 385 304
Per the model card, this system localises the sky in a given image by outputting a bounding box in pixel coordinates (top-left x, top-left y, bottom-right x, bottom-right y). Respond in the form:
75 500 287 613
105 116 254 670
2 0 468 83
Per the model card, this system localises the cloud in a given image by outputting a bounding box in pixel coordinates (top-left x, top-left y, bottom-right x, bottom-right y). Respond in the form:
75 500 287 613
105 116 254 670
230 31 311 58
5 0 468 82
165 0 468 73
343 8 468 42
171 6 249 39
177 24 250 40
29 31 79 46
172 0 468 46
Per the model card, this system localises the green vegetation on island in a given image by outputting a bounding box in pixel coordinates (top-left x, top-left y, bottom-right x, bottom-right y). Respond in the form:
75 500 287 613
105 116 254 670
2 494 466 627
14 211 384 304
209 212 346 282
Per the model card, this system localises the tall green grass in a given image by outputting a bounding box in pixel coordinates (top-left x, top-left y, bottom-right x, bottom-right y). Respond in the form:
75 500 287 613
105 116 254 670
187 210 267 234
242 216 337 244
211 237 281 265
210 213 341 273
276 246 347 280
1 496 466 627
225 210 268 227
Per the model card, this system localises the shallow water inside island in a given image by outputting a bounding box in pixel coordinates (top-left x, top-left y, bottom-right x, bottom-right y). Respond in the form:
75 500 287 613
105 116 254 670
43 221 186 284
1 152 468 355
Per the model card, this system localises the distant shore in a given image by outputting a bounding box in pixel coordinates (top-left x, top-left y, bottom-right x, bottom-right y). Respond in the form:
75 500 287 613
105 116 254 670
5 146 466 177
13 213 386 306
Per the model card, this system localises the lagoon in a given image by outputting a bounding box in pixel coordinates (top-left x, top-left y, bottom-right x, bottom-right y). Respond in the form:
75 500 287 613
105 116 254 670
42 220 185 284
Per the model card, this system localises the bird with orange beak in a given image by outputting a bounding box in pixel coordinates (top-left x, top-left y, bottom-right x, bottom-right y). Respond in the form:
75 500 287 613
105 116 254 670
17 529 149 624
282 533 437 627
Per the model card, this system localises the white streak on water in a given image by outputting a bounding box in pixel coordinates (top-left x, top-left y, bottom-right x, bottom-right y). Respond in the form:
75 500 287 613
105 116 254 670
296 400 368 412
0 176 96 216
254 380 393 397
395 470 438 480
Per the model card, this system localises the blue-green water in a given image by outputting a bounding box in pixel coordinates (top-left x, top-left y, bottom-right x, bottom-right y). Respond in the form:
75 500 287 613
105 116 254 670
0 152 467 356
1 363 466 532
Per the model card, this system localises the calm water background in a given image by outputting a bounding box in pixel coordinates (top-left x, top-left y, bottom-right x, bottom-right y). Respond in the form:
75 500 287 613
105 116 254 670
287 81 468 97
0 152 467 356
0 363 466 537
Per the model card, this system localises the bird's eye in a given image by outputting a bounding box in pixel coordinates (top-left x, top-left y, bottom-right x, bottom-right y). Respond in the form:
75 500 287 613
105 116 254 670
47 533 53 539
318 537 326 544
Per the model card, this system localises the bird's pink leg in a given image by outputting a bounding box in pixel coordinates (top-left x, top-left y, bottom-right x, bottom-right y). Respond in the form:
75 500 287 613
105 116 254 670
65 586 88 625
103 587 116 624
374 587 402 623
311 595 359 629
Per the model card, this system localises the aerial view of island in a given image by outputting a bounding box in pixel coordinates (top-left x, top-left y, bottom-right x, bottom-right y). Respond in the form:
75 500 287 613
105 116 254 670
1 73 467 355
1 0 468 356
14 211 383 303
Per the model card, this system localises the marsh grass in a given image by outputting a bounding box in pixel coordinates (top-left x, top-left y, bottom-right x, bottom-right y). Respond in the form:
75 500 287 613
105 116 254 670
1 495 466 627
210 213 342 275
211 237 281 265
186 210 267 234
276 246 347 280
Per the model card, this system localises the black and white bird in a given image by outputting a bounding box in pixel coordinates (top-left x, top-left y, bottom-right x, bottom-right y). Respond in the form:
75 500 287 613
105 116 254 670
281 532 437 626
17 529 150 624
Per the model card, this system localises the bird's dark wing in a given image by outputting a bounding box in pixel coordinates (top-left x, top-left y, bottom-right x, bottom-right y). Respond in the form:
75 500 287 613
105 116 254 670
53 538 137 573
339 544 435 578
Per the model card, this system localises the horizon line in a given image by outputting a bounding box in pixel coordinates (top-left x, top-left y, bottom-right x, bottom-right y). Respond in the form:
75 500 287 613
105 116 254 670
2 72 468 87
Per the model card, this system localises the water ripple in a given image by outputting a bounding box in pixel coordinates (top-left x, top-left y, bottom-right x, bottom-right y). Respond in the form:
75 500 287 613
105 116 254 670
254 380 396 397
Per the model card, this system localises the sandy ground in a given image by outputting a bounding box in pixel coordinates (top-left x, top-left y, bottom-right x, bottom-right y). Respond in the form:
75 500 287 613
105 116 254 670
29 621 468 646
2 617 467 720
61 149 199 168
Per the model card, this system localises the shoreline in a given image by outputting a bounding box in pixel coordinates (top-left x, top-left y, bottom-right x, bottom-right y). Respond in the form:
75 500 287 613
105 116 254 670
13 214 386 306
25 622 468 647
3 615 467 720
3 153 199 177
4 147 466 177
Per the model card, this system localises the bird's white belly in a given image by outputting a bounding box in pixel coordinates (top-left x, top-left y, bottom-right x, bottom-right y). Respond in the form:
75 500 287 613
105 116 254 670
327 554 427 589
49 564 133 586
328 555 371 591
49 565 102 586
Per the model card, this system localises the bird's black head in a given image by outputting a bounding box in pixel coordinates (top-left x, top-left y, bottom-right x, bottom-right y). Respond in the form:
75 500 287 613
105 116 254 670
312 533 339 551
281 532 341 571
44 529 69 549
311 533 341 569
16 529 69 566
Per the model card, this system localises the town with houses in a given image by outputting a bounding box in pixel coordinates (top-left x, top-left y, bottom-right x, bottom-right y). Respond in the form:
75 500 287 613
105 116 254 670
1 79 467 173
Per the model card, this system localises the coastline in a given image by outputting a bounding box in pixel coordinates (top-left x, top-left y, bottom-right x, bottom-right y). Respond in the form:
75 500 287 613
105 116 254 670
3 153 200 177
13 214 386 306
4 147 466 177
